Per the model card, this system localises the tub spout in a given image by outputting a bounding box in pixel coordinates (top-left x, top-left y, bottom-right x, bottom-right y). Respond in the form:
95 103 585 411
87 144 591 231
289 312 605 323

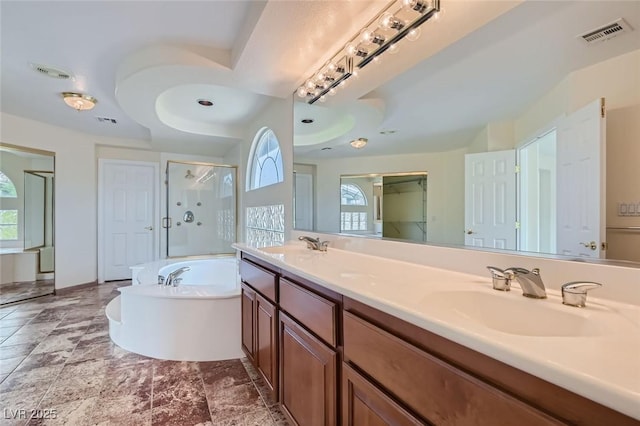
166 266 190 287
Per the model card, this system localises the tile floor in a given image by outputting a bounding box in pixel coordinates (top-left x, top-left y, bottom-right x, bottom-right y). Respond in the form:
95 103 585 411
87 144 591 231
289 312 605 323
0 280 55 305
0 282 288 425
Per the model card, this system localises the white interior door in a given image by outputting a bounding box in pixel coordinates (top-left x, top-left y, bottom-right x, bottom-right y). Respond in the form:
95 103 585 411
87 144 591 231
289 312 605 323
294 173 313 231
100 160 158 281
464 150 516 249
556 98 606 258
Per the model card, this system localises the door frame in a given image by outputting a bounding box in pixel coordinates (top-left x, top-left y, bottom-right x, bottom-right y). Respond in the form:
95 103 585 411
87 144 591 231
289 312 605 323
97 159 160 283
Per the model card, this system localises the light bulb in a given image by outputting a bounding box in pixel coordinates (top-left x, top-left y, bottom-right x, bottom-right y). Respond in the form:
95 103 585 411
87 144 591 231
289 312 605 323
327 62 337 72
403 0 428 13
316 72 325 82
305 80 315 90
297 87 307 98
346 43 368 58
406 27 421 41
379 12 405 31
360 29 373 44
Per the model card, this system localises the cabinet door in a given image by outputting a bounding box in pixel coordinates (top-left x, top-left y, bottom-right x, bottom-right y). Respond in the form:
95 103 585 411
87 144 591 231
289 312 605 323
280 312 337 426
256 292 278 399
241 283 256 361
342 363 423 426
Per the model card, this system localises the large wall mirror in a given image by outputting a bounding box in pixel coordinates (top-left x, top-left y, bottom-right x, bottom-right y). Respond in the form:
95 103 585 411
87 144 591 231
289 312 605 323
293 1 640 266
0 143 55 304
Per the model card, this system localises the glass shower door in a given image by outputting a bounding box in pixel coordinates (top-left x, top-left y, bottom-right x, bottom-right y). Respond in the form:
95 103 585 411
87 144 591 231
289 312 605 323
165 161 236 257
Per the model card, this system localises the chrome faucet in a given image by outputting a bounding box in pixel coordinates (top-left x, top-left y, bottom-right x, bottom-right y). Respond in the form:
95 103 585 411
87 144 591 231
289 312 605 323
504 267 547 299
486 266 512 291
165 266 190 287
561 281 602 307
298 236 329 252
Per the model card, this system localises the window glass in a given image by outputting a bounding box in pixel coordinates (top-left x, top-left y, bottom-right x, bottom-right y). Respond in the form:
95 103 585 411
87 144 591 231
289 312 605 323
248 128 284 190
0 172 17 198
0 210 18 240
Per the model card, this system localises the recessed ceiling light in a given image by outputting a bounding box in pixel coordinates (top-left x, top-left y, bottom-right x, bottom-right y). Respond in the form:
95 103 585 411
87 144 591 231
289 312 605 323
301 118 314 124
197 99 214 107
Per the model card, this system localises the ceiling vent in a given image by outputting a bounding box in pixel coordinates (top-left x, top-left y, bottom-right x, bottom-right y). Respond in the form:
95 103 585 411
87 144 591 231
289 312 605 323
30 63 72 80
579 18 633 44
95 117 117 124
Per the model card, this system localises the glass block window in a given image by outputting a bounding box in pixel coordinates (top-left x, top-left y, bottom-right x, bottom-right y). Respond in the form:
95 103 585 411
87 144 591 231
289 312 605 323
247 128 284 191
246 204 285 247
341 212 367 231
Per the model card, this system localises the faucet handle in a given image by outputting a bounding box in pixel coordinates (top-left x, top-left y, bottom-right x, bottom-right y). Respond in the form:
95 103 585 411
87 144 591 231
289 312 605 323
319 241 329 252
561 281 602 307
158 275 165 286
486 266 511 291
503 267 529 278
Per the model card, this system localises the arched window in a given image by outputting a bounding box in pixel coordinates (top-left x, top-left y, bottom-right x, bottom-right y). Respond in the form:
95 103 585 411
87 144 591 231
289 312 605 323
340 184 367 206
0 171 17 198
340 183 368 231
0 171 18 240
247 128 284 191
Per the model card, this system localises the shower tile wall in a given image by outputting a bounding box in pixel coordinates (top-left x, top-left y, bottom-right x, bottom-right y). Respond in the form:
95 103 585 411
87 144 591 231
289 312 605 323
246 205 284 247
166 163 236 257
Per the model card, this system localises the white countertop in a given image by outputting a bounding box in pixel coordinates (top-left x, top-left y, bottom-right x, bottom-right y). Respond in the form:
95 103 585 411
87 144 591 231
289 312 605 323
234 242 640 420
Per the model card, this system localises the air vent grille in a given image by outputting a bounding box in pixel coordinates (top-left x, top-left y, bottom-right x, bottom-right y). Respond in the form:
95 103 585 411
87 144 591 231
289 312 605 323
579 18 633 44
30 63 72 79
95 117 117 124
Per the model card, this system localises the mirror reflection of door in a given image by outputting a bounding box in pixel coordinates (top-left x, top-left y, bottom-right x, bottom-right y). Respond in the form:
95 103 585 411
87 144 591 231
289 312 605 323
555 98 606 258
464 150 517 250
293 164 315 231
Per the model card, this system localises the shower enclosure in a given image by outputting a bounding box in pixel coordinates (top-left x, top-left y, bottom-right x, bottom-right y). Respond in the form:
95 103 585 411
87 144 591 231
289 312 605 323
164 161 237 257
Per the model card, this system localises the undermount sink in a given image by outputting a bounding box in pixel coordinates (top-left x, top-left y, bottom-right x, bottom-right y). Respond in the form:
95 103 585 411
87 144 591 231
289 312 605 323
259 244 310 255
420 290 625 337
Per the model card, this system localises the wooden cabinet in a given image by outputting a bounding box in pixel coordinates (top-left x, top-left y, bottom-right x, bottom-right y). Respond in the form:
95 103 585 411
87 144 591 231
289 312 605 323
240 257 279 400
239 253 638 426
280 312 337 426
342 363 423 426
240 283 256 361
256 292 278 397
343 311 560 426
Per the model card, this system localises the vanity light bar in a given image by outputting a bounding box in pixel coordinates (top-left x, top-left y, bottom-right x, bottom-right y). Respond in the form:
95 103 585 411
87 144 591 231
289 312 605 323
302 0 440 104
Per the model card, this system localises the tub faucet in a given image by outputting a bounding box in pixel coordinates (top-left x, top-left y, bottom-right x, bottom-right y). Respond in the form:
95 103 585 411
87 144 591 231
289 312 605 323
165 266 190 287
504 267 547 299
298 236 329 252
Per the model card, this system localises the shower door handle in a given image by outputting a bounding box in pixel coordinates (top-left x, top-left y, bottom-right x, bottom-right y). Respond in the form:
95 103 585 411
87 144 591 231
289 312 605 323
162 217 172 228
144 226 153 231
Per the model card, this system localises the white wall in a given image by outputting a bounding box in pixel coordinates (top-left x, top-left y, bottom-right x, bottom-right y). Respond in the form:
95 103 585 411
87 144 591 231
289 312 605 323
1 113 100 288
515 49 640 142
240 97 294 242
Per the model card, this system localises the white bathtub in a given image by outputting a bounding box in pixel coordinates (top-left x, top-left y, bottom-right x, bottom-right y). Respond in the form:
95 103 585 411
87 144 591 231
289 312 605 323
106 256 243 361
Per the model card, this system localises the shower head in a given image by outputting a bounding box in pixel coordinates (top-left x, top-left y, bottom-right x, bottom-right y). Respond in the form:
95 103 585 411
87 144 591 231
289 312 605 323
185 170 195 179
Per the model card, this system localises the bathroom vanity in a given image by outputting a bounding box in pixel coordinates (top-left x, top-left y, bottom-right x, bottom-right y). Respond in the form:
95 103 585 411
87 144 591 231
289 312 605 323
235 243 640 426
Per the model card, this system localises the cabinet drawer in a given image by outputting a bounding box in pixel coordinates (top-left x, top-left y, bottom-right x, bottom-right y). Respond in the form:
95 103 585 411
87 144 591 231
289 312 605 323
343 311 561 426
280 278 337 347
240 259 277 302
342 362 423 426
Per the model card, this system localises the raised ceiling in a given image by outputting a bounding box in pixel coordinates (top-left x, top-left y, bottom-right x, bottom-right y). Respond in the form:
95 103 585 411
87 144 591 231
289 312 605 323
1 1 638 158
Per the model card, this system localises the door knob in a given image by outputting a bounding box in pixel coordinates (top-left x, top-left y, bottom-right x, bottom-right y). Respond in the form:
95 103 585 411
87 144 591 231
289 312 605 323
579 241 597 250
145 226 153 231
465 229 476 235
